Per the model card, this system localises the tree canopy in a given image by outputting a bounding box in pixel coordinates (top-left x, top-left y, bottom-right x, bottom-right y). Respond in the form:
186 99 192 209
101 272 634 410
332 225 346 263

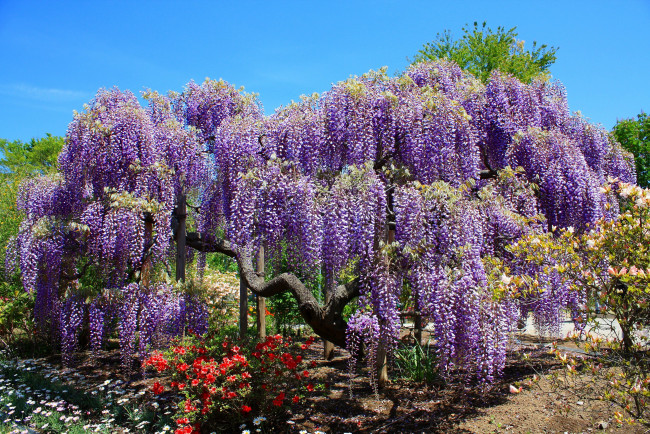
0 133 64 178
8 61 635 382
412 22 558 83
613 112 650 187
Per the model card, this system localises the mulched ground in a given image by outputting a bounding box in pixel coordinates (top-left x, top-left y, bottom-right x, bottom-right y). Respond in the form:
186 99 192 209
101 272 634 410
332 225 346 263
3 334 646 434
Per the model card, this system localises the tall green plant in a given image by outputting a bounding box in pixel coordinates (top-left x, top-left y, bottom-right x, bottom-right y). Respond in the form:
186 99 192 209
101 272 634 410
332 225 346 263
393 340 441 384
613 112 650 188
413 21 558 83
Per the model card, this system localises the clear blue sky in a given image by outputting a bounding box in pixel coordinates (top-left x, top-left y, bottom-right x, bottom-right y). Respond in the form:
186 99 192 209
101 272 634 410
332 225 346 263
1 0 648 142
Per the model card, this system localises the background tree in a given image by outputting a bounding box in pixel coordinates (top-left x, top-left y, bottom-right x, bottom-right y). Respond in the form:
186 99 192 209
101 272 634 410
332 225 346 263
0 134 63 349
613 112 650 187
412 21 558 83
0 134 64 272
0 133 64 177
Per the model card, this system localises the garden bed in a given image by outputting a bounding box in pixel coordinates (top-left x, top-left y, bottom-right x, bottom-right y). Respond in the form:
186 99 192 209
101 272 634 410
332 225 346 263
0 335 643 433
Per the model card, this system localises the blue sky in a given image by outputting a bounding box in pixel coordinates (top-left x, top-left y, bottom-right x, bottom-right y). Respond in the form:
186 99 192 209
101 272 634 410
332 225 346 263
1 0 648 142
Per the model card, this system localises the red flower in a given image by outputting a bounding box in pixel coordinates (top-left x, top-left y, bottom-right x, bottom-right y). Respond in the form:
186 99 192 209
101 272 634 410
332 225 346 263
184 400 196 413
306 383 314 392
241 405 252 413
177 363 189 372
272 391 286 406
176 417 189 425
152 381 164 395
178 383 186 390
242 371 252 379
292 395 300 403
191 379 200 387
303 370 309 377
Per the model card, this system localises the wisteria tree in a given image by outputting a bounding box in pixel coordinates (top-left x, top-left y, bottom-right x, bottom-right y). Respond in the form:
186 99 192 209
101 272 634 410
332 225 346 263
8 60 635 382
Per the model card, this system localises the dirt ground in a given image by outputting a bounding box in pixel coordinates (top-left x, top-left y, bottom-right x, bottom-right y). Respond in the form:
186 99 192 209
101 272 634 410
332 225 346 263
12 334 647 434
283 338 645 434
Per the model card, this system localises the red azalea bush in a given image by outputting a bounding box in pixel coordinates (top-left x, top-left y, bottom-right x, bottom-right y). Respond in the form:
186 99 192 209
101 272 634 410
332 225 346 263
144 333 319 433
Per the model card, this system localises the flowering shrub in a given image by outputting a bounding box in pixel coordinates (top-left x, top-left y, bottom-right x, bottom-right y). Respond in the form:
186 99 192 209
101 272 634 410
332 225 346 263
144 333 319 433
506 180 650 426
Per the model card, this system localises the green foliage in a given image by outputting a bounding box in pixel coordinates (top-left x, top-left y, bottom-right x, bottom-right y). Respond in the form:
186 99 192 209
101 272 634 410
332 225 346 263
613 112 650 187
0 275 36 352
393 340 441 384
413 21 558 83
207 252 238 273
0 180 22 274
0 133 64 178
268 291 305 336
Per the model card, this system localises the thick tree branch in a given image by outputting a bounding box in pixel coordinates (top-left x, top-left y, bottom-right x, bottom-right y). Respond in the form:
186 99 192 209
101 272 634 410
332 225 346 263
185 232 236 258
182 228 358 347
238 251 358 348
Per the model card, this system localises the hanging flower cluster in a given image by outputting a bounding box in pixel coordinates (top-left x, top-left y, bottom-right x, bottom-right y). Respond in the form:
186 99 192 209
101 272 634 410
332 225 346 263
12 60 636 384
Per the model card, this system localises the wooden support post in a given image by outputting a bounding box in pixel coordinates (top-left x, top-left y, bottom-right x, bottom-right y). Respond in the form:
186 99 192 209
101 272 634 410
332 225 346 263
323 274 335 360
142 216 154 287
414 311 422 346
175 194 186 283
239 266 248 338
256 244 266 339
376 343 389 388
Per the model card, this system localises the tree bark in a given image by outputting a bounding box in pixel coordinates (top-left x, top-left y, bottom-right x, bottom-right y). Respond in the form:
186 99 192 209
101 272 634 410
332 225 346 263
256 245 266 339
185 233 358 348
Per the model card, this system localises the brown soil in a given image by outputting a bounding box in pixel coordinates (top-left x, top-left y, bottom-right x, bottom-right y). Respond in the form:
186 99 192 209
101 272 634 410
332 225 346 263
16 335 647 434
280 338 645 434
